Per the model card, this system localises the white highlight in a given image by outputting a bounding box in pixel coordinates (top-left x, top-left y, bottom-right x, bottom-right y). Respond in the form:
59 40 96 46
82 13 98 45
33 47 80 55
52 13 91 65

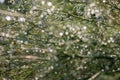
41 1 45 5
103 0 106 3
5 16 11 21
0 0 5 4
18 17 26 22
47 2 52 6
83 26 87 30
59 32 64 36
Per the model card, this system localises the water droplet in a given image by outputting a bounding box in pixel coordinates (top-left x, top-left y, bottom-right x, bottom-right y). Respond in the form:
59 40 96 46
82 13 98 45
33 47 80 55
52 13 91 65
50 6 55 12
103 0 106 3
47 2 52 6
83 26 87 30
5 16 11 21
38 21 42 25
59 32 64 36
47 9 51 14
41 30 45 32
117 68 120 70
41 1 45 5
48 48 53 52
26 50 29 53
65 31 69 35
18 17 26 22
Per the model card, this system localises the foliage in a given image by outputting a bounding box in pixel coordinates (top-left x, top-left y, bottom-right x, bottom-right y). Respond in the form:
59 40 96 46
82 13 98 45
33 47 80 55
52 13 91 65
0 0 120 80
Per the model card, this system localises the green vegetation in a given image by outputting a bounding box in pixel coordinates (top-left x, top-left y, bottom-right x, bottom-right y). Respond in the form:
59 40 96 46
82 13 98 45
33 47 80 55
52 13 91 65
0 0 120 80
